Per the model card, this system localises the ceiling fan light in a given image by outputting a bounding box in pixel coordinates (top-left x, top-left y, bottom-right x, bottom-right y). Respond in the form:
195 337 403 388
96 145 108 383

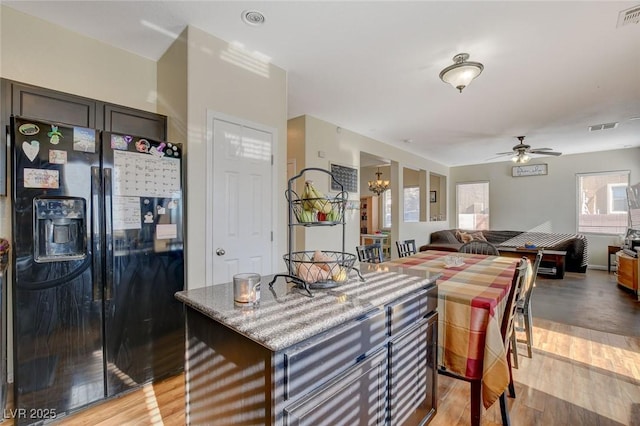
439 53 484 93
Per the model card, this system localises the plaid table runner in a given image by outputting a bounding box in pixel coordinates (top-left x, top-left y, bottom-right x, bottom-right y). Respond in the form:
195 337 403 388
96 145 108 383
387 250 520 408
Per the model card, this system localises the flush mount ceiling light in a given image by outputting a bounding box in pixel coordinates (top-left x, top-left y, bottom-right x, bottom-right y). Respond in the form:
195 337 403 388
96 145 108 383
241 10 266 26
368 168 390 196
439 53 484 93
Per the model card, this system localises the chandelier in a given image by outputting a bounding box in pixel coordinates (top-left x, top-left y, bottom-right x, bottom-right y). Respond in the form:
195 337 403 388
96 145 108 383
439 53 484 93
368 168 390 196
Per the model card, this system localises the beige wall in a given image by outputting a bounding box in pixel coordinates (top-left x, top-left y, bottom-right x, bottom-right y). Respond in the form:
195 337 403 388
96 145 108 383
450 148 640 267
157 28 188 146
0 6 157 112
287 116 306 252
294 115 451 256
176 26 288 289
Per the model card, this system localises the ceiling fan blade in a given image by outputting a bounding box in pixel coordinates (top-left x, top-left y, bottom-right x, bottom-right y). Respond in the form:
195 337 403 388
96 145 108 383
495 151 515 155
531 150 562 156
529 147 553 151
486 153 514 161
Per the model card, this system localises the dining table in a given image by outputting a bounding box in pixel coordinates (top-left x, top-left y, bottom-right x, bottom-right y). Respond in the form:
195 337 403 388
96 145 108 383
360 233 391 258
384 249 521 410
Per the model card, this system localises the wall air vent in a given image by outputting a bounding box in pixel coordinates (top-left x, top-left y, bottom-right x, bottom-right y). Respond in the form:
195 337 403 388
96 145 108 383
589 122 619 132
617 5 640 28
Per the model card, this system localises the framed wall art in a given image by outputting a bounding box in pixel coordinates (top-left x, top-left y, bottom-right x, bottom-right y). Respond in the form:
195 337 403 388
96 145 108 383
512 164 548 177
329 162 358 193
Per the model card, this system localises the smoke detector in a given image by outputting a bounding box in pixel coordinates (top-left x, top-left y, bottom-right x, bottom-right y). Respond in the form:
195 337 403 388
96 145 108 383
589 122 619 132
617 5 640 28
241 10 266 26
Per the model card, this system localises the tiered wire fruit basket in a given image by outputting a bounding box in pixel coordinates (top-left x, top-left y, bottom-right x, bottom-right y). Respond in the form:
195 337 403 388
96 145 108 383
269 167 362 297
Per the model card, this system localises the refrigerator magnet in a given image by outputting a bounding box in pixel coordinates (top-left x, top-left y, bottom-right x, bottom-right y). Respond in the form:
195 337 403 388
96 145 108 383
149 143 166 158
143 211 154 223
49 150 67 164
157 205 166 215
18 123 39 136
111 134 131 151
22 140 40 162
135 139 150 153
47 125 63 145
156 224 177 240
24 168 59 189
73 127 96 153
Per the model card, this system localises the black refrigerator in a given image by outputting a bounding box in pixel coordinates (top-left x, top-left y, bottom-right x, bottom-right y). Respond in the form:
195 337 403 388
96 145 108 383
10 116 185 424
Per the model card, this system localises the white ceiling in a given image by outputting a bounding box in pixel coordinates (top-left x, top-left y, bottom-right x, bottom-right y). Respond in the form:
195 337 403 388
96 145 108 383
5 1 640 166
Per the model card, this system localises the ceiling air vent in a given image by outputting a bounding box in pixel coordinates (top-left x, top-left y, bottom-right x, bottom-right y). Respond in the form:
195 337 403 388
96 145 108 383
241 10 266 26
617 5 640 28
589 122 619 132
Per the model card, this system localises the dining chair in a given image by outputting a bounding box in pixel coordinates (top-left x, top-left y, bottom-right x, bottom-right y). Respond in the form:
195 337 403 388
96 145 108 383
395 239 417 258
510 250 543 368
498 257 530 426
356 243 384 263
438 257 528 426
459 240 500 256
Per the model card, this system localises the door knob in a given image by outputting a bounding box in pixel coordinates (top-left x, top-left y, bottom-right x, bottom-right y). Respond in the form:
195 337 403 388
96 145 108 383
216 248 226 256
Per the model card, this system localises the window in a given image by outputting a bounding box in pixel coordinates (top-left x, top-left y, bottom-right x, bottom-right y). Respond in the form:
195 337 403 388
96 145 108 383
578 171 629 234
403 187 420 222
382 190 392 228
456 182 489 230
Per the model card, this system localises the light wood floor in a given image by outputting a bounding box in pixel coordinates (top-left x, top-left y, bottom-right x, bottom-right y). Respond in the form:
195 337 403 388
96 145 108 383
3 316 636 425
432 318 640 426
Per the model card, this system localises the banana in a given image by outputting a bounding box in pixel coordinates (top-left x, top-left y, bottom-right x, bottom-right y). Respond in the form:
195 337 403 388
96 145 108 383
301 181 315 211
309 183 333 214
301 180 332 214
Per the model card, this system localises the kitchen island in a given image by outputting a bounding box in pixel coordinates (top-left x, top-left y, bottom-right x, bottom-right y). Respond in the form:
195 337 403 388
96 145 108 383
175 264 440 425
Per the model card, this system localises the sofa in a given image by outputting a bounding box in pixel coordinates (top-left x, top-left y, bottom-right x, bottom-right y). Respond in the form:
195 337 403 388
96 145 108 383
419 229 588 273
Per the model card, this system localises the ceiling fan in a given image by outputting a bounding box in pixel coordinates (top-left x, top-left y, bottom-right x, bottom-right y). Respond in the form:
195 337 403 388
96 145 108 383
495 136 562 163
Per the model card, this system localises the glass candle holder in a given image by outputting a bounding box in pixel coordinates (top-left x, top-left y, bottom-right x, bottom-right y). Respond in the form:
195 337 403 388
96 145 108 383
233 273 261 305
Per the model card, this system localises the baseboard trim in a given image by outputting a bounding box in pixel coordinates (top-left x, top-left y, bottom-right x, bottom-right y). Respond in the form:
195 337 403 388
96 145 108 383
587 265 607 271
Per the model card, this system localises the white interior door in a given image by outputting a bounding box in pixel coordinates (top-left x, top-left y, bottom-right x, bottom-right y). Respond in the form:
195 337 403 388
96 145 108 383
209 117 273 284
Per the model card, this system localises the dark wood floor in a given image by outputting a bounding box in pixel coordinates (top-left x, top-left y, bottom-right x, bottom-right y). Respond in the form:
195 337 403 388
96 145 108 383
3 268 639 425
533 269 639 336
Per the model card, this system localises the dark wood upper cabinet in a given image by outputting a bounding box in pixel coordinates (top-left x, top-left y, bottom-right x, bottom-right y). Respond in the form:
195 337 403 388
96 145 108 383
104 104 166 140
0 79 168 196
10 82 99 129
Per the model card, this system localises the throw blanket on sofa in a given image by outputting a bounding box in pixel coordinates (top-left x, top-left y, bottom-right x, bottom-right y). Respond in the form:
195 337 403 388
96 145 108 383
499 232 589 269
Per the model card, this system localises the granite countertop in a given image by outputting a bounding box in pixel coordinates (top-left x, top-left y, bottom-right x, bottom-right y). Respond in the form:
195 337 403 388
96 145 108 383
175 264 440 352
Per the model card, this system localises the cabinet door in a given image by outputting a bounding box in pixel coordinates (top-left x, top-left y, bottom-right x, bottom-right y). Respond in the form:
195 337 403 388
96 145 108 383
284 347 387 426
616 254 637 291
9 81 99 128
104 104 166 140
388 312 438 426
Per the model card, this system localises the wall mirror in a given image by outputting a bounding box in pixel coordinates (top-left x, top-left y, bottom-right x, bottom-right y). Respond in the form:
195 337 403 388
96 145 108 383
429 172 446 221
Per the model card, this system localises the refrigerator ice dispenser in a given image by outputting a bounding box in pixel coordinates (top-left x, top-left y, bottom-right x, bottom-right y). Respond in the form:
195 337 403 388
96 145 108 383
33 196 87 262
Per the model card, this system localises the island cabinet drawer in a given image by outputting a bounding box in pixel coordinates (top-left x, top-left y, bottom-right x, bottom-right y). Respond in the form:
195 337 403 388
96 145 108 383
283 309 386 401
387 285 437 336
283 347 387 426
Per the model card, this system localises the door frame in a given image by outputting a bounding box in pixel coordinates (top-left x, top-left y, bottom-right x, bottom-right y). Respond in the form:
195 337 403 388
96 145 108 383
204 110 279 285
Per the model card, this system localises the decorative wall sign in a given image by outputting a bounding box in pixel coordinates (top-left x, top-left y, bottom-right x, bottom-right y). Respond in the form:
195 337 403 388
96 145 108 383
430 191 437 203
329 162 358 193
512 163 548 177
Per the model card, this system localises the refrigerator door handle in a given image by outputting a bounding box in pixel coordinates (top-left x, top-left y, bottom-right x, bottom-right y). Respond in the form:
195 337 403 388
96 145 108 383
104 168 114 301
91 166 103 301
